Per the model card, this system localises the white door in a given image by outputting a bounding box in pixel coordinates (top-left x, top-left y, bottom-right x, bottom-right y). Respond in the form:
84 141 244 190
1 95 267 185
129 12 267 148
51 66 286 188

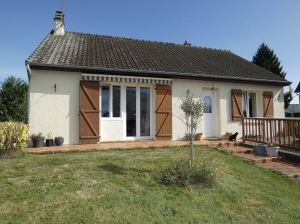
125 86 152 140
203 91 216 137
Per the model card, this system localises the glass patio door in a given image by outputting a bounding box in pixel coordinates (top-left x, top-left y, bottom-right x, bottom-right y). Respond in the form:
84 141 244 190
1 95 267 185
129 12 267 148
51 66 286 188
126 86 151 139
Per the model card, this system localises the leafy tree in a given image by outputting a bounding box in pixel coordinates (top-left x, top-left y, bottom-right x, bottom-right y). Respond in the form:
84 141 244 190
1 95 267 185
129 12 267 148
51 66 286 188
252 43 292 108
178 90 204 164
0 76 28 123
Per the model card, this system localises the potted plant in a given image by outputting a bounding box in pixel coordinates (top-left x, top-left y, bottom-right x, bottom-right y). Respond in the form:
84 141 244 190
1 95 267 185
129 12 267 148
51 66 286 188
30 132 45 148
265 142 280 156
55 136 64 146
195 132 203 141
225 131 233 140
255 143 266 155
46 132 53 147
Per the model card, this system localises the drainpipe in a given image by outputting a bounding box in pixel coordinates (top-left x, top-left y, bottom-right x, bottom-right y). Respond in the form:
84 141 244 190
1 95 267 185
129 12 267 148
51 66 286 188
25 63 31 81
25 62 31 126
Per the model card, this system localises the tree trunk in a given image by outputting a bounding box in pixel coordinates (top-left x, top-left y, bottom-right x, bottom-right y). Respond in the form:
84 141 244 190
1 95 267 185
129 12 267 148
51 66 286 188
190 113 194 164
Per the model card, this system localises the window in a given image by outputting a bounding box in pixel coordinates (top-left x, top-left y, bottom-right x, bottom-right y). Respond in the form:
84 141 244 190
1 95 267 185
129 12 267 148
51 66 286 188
203 96 212 113
102 86 110 117
242 92 257 117
101 85 121 118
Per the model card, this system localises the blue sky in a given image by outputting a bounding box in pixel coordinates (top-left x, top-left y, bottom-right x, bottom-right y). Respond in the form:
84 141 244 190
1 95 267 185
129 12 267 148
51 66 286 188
0 0 299 103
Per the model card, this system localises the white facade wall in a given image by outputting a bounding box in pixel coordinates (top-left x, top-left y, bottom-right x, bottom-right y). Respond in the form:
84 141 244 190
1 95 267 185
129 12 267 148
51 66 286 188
29 70 81 144
172 79 285 140
29 70 285 144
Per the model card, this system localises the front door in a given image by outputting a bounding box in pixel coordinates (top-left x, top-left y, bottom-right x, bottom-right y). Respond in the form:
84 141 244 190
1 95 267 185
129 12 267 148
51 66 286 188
203 90 216 137
126 86 152 139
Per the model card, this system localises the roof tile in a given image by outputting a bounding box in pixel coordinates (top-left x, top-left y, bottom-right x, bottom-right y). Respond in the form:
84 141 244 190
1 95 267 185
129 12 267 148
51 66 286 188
26 31 289 83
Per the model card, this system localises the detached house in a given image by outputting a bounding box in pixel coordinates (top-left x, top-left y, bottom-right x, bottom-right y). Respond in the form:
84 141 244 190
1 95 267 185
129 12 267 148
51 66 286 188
25 11 291 145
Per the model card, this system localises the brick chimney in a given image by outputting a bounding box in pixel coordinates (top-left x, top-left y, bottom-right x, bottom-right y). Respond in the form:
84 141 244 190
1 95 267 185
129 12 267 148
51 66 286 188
53 11 64 36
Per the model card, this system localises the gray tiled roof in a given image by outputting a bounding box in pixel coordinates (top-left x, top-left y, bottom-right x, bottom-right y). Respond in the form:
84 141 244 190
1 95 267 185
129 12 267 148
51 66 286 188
26 30 290 84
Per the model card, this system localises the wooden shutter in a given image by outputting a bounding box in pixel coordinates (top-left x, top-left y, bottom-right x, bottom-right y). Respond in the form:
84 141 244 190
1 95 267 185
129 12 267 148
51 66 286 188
80 81 100 143
263 91 274 117
155 84 172 140
232 89 243 121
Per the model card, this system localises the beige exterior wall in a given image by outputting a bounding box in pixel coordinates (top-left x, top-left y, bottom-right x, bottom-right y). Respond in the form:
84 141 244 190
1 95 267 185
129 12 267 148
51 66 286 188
29 70 285 144
29 70 81 144
172 79 285 140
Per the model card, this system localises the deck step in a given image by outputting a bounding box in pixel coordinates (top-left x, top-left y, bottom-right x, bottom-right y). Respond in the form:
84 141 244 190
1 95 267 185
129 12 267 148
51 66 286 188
231 152 282 164
257 162 300 178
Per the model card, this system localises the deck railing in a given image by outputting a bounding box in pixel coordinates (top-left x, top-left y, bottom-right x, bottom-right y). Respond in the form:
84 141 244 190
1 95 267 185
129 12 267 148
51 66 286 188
242 117 300 149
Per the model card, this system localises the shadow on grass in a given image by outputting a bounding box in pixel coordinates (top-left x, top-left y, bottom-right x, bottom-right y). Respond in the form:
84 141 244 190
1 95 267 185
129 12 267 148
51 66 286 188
98 163 152 175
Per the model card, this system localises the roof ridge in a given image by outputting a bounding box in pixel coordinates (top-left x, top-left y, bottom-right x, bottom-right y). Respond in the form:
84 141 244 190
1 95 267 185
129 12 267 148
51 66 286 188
64 30 230 52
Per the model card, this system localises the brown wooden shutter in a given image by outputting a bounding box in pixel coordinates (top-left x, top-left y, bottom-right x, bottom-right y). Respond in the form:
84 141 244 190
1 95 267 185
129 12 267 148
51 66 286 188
155 84 172 140
79 81 100 143
232 89 243 121
263 91 274 117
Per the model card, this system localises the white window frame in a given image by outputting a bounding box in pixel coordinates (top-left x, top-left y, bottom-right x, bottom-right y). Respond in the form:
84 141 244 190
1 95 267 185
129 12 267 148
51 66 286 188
242 91 258 118
101 85 122 120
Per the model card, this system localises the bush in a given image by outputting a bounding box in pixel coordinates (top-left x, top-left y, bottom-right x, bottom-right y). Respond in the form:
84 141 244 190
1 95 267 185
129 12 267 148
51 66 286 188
0 122 29 158
156 159 226 189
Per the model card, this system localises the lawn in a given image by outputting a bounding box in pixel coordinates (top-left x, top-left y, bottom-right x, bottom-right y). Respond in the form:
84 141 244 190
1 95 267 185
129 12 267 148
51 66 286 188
0 146 299 223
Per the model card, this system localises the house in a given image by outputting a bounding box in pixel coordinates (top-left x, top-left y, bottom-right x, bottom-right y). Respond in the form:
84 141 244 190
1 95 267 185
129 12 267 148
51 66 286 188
25 11 291 144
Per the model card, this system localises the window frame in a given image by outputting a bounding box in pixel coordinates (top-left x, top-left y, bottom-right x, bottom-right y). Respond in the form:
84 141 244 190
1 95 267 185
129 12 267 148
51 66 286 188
101 85 122 119
242 91 258 118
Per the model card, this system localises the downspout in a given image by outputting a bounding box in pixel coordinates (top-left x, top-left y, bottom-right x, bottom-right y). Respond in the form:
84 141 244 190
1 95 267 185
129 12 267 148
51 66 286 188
25 62 31 125
26 63 31 81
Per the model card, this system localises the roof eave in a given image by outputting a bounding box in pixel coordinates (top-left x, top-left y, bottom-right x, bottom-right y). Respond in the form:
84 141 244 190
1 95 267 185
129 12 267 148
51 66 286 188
25 62 292 86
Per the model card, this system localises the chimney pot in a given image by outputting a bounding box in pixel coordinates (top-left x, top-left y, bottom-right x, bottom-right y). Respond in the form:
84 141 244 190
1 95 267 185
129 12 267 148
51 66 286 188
183 40 191 46
53 11 64 36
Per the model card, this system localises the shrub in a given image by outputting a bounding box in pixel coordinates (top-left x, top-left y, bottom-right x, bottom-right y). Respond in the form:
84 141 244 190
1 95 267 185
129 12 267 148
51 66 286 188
0 122 29 158
156 158 226 189
30 132 44 140
54 136 64 141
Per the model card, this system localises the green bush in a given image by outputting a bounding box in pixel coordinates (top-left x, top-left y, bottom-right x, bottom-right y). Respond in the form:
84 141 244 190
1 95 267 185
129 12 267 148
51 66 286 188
0 122 29 158
156 159 226 189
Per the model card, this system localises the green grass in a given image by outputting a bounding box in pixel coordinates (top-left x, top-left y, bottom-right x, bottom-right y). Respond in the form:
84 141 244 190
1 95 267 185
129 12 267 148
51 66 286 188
0 146 300 223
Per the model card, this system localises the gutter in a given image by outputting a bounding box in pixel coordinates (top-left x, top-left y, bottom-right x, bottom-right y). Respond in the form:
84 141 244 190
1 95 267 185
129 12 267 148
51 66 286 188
25 62 292 86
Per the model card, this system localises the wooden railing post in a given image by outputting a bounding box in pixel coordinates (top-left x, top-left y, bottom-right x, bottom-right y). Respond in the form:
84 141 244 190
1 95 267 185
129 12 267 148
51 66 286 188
242 118 245 143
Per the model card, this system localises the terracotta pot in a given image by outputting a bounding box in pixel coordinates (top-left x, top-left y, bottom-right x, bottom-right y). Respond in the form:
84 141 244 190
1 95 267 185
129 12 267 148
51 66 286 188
195 134 203 141
225 133 232 140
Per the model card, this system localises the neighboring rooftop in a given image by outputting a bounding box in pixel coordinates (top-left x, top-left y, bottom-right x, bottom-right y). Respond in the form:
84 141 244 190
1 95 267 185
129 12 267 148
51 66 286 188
294 82 300 93
26 29 290 85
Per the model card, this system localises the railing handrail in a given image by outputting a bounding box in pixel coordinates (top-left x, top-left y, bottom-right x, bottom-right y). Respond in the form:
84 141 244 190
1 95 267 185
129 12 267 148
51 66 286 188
242 117 300 149
243 117 300 121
